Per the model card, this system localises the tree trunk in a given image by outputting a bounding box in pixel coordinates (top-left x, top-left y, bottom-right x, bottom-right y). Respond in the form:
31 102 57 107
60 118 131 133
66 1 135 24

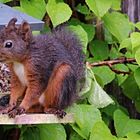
122 0 139 23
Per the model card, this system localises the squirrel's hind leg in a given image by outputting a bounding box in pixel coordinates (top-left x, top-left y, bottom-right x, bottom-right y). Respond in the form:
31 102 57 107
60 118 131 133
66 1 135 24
40 62 76 118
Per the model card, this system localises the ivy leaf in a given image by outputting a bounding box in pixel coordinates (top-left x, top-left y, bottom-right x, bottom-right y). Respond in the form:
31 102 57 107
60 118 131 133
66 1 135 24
21 127 40 140
76 4 90 15
88 80 114 108
119 38 132 51
69 25 88 54
135 99 140 113
109 46 122 59
134 68 140 88
135 22 140 30
20 0 46 19
127 133 140 140
92 66 115 86
69 131 84 140
114 109 140 137
87 68 114 108
115 64 129 86
135 48 140 66
89 40 109 61
69 18 95 42
85 0 112 18
78 69 92 97
69 104 101 139
37 124 66 140
90 121 117 140
111 0 121 10
103 12 131 42
121 74 140 100
130 32 140 52
46 1 72 27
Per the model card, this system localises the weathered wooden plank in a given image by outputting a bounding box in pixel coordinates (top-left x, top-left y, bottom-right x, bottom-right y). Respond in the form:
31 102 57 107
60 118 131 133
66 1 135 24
0 113 74 124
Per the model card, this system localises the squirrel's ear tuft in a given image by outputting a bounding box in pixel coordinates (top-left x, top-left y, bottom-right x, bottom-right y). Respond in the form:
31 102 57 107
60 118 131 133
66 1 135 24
21 21 30 33
7 18 17 27
20 21 32 44
6 18 17 32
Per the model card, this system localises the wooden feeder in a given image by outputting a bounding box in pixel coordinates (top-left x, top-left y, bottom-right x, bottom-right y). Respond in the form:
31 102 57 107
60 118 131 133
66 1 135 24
0 3 44 30
0 3 74 124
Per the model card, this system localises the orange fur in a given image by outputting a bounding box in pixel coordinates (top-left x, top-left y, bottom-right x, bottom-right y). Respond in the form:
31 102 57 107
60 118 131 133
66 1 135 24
41 63 71 111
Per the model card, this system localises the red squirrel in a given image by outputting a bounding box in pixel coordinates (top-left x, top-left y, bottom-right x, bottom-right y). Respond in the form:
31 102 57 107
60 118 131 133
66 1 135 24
0 18 84 118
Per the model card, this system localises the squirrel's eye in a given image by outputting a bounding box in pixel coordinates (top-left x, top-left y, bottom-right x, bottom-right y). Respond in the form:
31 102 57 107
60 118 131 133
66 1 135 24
4 40 13 48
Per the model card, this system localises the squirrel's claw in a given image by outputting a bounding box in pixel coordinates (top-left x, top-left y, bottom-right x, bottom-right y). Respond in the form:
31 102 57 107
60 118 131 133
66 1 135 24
45 108 66 118
0 104 15 114
8 107 25 118
55 110 66 118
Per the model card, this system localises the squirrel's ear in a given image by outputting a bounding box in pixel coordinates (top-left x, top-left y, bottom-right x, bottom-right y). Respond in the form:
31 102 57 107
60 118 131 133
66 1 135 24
20 21 32 44
6 18 17 32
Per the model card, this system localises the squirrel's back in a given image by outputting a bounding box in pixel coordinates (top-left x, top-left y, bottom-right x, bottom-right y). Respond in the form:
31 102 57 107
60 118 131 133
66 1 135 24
52 26 85 80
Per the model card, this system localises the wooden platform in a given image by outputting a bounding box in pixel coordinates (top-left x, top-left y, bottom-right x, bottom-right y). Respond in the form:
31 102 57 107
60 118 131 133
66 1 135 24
0 113 74 125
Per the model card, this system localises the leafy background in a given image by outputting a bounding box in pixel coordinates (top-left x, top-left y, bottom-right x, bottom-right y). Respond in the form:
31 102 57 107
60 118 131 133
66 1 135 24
0 0 140 140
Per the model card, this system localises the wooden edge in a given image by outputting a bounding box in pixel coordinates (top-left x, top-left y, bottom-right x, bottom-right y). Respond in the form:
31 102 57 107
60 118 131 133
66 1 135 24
0 113 75 125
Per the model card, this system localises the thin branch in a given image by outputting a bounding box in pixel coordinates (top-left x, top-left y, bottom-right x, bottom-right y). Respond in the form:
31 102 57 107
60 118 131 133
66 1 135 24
87 58 136 75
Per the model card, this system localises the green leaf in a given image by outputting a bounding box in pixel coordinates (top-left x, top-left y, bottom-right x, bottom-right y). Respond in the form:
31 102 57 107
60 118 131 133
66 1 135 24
114 109 140 137
103 12 131 42
92 66 115 86
69 131 84 140
46 1 72 27
130 32 140 51
127 133 140 140
86 68 114 108
90 121 117 140
119 38 132 51
69 18 95 42
121 74 140 100
101 102 128 119
109 47 122 59
134 68 140 88
115 64 129 85
86 0 112 18
69 104 102 139
89 40 109 61
127 64 138 72
111 0 121 10
37 124 66 140
104 27 114 44
20 0 46 19
88 80 114 108
79 69 92 97
135 99 140 113
135 22 140 30
69 25 88 54
21 127 40 140
76 4 90 15
135 48 140 66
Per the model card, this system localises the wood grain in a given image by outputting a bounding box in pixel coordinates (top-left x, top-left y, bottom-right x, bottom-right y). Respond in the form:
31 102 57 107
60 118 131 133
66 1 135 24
0 113 74 124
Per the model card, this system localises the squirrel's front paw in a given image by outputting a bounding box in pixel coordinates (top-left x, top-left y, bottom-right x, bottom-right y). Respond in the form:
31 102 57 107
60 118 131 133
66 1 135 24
45 108 66 118
8 107 25 118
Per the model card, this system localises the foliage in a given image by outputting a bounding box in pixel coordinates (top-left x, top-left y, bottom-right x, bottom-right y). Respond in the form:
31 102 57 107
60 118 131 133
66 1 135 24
1 0 140 140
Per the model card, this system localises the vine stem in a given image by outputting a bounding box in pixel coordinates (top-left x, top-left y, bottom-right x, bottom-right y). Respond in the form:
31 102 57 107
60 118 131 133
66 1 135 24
87 58 136 75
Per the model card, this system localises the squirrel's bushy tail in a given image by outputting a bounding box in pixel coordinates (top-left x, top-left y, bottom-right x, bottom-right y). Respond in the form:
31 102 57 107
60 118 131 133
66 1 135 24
53 26 85 80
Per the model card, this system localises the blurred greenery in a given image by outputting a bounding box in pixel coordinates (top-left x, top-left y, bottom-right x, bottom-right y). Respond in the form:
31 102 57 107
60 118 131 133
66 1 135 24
1 0 140 140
